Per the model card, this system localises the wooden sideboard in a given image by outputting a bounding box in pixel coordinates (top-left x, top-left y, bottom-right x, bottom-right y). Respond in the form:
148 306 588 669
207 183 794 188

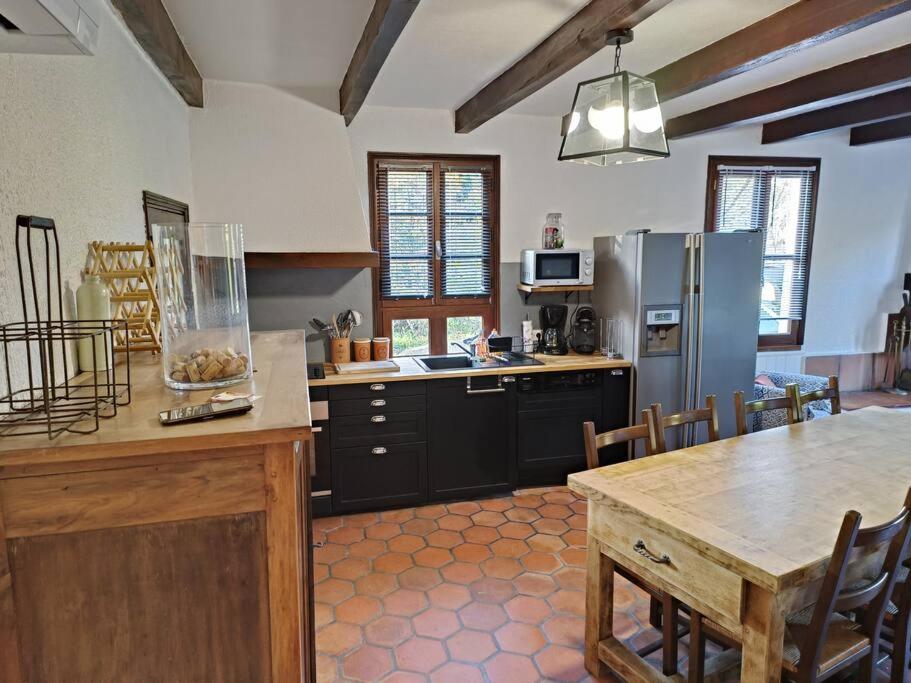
0 330 313 682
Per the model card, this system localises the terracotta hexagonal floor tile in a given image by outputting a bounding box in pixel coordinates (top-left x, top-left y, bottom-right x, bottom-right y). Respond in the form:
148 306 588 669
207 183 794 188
452 542 491 563
380 507 414 523
553 566 586 591
374 552 414 574
462 525 500 545
565 514 587 530
315 602 334 629
481 556 523 580
314 542 346 565
514 572 558 597
543 490 577 505
470 510 508 527
402 517 438 536
316 652 338 682
533 518 570 536
570 500 587 515
316 577 355 605
504 594 552 624
562 529 587 547
394 636 447 673
495 622 547 655
313 515 344 534
440 561 483 585
547 589 585 616
535 644 587 682
512 494 545 509
483 651 540 683
355 572 397 597
427 582 471 610
469 576 516 604
613 609 639 639
538 503 573 520
415 504 448 520
558 547 587 568
527 532 567 553
498 521 535 540
414 546 454 569
479 497 513 512
446 500 481 516
446 629 497 663
365 521 401 540
413 607 461 639
542 614 585 648
613 581 637 609
437 514 472 531
383 588 428 617
348 538 387 559
430 661 484 683
336 595 382 625
344 512 379 528
521 551 561 574
327 526 365 545
330 557 370 581
458 601 508 631
382 673 426 683
316 621 362 656
343 644 393 681
490 538 530 559
364 615 413 647
426 529 463 549
388 533 426 554
504 506 541 523
398 565 443 591
314 562 329 583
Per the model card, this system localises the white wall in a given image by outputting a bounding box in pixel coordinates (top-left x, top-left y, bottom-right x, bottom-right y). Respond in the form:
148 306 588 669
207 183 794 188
348 105 911 357
0 0 193 380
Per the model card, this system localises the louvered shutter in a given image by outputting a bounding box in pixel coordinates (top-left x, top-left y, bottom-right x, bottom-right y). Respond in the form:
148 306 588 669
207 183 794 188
714 164 816 324
440 164 493 298
375 164 434 299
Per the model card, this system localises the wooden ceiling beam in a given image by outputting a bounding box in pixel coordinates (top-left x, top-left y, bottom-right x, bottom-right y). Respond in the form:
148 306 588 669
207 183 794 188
665 43 911 139
340 0 420 126
110 0 203 107
453 0 673 134
762 87 911 143
850 114 911 144
649 0 911 101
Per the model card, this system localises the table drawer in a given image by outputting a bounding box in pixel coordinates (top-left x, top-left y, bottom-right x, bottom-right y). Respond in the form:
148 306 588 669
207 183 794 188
330 395 425 417
590 502 744 630
330 411 426 449
329 381 425 401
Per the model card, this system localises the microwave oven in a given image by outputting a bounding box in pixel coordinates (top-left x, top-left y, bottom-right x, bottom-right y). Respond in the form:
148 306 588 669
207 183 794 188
520 249 594 286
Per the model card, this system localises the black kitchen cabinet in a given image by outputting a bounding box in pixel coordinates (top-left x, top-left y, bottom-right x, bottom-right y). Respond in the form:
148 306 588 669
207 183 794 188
427 375 516 501
329 411 426 449
600 367 632 465
332 442 427 512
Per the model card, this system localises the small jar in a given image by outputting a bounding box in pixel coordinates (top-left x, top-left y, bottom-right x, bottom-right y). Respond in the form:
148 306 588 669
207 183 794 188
543 213 565 249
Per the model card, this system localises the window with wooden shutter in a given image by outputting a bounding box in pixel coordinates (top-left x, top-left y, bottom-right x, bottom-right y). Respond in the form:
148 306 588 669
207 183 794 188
705 156 820 350
370 154 500 357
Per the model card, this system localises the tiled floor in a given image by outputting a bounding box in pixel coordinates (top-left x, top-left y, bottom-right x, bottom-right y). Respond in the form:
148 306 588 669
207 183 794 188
313 487 666 682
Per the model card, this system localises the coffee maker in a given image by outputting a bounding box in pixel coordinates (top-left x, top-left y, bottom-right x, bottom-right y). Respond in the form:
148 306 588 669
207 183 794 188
570 306 597 354
540 305 569 355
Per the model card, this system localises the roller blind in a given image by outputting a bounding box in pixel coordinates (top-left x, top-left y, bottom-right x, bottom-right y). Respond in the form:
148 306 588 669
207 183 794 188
441 165 492 297
714 164 816 323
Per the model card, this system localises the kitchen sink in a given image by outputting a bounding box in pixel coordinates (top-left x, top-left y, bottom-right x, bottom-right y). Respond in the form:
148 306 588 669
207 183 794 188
415 355 478 372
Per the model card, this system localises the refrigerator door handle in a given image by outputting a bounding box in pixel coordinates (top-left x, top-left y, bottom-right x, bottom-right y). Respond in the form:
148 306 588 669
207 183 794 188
694 233 706 418
682 234 697 446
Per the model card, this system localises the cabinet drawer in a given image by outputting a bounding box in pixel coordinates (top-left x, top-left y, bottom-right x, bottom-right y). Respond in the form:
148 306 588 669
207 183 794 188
330 411 426 449
590 502 743 631
329 380 425 401
332 442 427 512
330 395 425 417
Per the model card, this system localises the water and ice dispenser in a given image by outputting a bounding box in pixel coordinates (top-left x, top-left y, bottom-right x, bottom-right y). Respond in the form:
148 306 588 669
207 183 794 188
642 305 681 356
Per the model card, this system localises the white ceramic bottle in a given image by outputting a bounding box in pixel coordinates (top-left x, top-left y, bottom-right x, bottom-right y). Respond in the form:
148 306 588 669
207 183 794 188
76 272 111 372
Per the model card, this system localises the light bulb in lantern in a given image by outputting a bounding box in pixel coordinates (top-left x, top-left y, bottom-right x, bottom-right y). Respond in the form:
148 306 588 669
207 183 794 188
631 106 663 134
567 111 581 133
587 101 624 141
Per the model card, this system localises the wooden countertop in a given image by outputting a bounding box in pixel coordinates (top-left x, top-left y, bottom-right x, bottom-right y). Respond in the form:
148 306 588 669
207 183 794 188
309 352 631 387
0 330 311 475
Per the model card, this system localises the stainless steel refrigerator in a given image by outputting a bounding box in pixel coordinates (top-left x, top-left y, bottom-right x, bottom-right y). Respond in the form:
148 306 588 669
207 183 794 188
592 230 763 451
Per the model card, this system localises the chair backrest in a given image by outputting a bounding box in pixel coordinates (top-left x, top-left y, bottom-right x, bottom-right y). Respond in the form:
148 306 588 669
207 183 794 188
649 395 719 453
797 488 911 681
797 375 841 416
583 409 662 470
733 384 801 436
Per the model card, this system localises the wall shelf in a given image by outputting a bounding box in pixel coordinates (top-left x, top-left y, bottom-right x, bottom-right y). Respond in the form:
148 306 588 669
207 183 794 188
245 251 379 269
516 283 594 303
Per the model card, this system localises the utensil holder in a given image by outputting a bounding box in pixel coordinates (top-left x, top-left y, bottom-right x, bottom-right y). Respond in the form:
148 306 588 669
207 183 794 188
331 338 351 365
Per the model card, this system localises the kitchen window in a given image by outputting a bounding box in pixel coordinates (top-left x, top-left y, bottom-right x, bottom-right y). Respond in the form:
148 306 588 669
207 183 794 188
369 153 500 356
705 156 820 350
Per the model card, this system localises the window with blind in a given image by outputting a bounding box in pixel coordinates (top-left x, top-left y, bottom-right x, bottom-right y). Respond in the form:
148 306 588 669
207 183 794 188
370 154 499 357
705 156 820 349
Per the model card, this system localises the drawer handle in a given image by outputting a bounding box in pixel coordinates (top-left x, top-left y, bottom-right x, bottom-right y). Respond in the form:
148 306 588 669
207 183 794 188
634 540 671 565
371 446 387 455
371 415 387 423
466 376 506 395
370 383 386 391
371 399 386 407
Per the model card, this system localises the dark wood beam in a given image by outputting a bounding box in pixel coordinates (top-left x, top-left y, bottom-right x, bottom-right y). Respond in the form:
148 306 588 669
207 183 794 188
244 252 380 269
850 114 911 144
665 43 911 139
649 0 911 101
340 0 420 126
110 0 203 107
453 0 673 134
762 87 911 143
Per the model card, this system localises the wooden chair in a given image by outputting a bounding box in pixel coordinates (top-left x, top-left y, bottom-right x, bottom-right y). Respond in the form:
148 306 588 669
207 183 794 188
689 487 911 683
583 413 687 676
883 565 911 683
796 375 842 417
650 395 720 453
734 384 801 436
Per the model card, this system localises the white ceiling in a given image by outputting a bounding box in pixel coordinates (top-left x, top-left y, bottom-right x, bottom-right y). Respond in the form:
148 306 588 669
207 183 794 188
162 0 911 122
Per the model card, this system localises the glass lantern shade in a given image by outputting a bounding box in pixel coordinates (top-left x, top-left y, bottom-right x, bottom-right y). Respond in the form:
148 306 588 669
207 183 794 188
559 71 669 166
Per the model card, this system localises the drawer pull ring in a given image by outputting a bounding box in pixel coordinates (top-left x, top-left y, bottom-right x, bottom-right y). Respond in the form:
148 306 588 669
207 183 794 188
370 384 386 391
371 447 387 455
371 399 386 407
634 540 670 565
371 415 387 423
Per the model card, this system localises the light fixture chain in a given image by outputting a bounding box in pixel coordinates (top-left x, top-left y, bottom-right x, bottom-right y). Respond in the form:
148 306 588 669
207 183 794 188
613 40 622 74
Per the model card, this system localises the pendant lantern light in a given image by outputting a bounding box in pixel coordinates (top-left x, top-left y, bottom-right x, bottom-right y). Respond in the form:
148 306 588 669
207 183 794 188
558 30 669 166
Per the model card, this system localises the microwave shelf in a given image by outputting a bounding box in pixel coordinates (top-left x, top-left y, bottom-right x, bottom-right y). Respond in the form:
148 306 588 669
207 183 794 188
516 283 594 303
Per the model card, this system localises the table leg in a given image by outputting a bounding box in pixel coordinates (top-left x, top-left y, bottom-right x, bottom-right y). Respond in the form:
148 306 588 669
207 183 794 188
585 535 614 678
740 584 786 683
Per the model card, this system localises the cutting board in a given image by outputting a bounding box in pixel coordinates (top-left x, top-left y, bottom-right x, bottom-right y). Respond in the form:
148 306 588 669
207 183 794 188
333 360 401 375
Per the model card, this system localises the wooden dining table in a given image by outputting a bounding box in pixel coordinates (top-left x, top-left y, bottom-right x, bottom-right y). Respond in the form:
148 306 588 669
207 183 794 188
568 406 911 682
